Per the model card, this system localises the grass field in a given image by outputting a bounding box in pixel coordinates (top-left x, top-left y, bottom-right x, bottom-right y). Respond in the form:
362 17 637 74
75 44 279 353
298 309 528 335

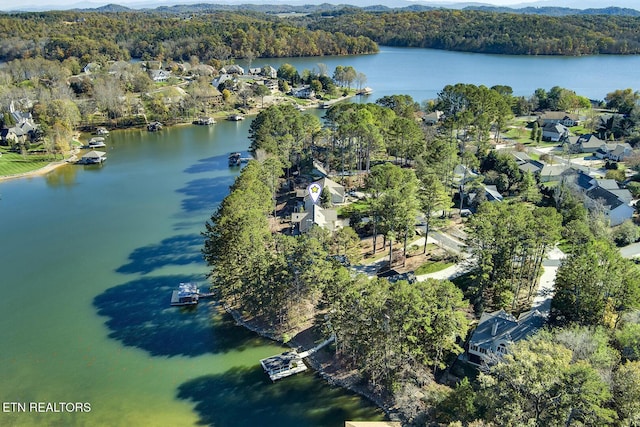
0 150 53 177
415 260 455 275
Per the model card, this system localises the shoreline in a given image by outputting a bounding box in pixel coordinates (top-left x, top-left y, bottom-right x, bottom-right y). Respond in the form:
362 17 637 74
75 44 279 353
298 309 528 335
0 94 355 183
0 158 72 183
220 302 401 423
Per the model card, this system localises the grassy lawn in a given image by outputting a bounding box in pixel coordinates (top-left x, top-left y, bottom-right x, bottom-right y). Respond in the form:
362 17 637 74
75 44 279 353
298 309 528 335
0 150 53 177
415 260 455 275
337 199 370 217
503 127 531 143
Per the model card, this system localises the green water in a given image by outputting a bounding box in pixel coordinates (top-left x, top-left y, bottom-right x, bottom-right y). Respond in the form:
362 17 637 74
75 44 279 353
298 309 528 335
0 121 384 426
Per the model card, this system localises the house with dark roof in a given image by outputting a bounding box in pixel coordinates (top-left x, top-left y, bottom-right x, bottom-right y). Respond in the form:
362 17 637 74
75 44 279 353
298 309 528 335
586 186 634 226
466 309 546 366
563 171 635 226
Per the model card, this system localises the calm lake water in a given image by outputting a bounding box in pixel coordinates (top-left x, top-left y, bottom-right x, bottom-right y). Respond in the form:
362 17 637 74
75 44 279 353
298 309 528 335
243 46 640 102
2 47 640 426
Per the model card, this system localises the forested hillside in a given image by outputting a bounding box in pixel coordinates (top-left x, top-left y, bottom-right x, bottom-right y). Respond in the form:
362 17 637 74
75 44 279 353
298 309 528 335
0 11 378 63
303 9 640 55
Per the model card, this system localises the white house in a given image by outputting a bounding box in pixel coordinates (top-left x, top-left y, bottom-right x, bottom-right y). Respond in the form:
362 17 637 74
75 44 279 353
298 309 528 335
290 177 348 233
149 69 171 82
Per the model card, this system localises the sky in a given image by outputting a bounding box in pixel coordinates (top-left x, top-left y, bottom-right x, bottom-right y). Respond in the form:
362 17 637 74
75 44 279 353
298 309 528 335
0 0 637 12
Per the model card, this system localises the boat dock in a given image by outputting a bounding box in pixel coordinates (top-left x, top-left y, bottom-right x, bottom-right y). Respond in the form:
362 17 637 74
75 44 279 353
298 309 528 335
170 282 215 306
260 334 335 381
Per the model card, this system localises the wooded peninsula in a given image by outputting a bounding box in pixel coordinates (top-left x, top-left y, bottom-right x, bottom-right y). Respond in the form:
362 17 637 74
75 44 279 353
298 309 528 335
203 85 640 426
1 6 640 63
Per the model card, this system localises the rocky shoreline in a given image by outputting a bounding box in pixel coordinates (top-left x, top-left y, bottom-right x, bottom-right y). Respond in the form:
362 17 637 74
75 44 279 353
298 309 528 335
219 302 402 423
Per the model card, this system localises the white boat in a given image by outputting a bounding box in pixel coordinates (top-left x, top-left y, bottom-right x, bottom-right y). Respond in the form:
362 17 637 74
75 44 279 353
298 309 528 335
88 137 106 148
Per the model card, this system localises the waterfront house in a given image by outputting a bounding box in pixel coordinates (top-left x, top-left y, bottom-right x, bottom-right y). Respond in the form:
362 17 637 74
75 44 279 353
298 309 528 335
291 178 348 233
291 86 315 99
220 65 245 75
466 309 546 366
261 65 278 79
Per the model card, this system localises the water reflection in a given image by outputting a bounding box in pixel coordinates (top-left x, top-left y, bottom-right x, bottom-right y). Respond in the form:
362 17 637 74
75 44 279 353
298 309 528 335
44 163 79 188
177 366 385 427
93 275 265 357
176 176 236 214
115 233 204 275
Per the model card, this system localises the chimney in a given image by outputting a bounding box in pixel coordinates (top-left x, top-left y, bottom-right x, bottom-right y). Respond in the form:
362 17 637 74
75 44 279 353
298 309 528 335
491 320 499 336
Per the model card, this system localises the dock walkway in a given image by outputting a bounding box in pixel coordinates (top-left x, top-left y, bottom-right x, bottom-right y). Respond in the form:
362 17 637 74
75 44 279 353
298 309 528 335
260 334 335 381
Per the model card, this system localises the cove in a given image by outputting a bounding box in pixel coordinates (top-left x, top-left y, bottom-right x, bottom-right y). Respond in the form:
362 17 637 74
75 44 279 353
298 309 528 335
0 121 384 426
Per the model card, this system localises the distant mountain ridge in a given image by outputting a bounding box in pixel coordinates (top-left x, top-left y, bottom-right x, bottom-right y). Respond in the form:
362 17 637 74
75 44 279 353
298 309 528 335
64 2 640 16
466 5 640 16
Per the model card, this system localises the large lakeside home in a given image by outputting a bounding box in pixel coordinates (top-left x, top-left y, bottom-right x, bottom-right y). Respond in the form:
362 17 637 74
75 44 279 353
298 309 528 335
465 309 546 366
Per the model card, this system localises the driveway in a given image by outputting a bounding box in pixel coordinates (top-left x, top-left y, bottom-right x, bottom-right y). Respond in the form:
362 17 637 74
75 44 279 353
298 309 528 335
532 245 565 315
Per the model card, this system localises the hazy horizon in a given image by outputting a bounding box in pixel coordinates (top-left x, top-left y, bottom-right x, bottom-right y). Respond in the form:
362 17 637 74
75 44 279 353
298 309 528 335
1 0 639 12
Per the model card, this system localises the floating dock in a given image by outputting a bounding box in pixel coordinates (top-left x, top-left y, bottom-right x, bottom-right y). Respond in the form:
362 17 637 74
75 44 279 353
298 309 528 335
260 334 335 381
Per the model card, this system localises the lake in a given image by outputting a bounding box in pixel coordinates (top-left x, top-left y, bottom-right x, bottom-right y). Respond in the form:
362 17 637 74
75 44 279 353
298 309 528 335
2 46 640 426
241 46 640 102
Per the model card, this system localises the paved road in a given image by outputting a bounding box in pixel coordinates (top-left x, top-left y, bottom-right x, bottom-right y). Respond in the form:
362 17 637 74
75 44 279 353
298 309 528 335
430 231 466 255
620 242 640 259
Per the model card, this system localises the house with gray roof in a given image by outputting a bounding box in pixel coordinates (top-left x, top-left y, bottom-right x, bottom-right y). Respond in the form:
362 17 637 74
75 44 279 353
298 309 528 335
466 309 546 366
220 64 245 75
575 134 606 153
518 160 544 174
598 143 633 162
542 122 569 142
538 111 579 127
539 163 570 182
467 184 503 205
1 101 38 144
562 170 634 226
291 178 348 234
